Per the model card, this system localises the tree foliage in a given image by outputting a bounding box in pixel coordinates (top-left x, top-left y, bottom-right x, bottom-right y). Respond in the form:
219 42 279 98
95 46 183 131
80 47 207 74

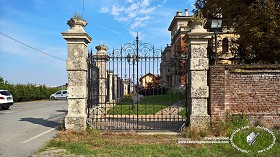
0 76 64 102
0 76 8 84
194 0 280 64
0 76 4 84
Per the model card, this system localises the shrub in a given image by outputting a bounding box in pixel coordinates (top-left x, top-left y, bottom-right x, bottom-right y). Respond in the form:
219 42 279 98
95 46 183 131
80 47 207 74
124 93 133 98
138 87 169 96
181 114 250 138
0 83 63 102
181 127 209 140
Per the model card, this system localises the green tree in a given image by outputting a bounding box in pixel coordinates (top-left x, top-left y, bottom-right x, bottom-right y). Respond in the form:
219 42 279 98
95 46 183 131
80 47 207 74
0 76 4 84
194 0 280 64
0 76 8 84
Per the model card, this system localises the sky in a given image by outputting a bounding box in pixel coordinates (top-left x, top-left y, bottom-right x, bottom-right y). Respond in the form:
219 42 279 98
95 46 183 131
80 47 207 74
0 0 195 87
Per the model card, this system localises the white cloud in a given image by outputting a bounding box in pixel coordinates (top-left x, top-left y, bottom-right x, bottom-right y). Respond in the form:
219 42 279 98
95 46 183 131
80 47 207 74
131 16 151 29
97 24 123 35
112 5 125 16
138 7 156 14
141 0 150 7
126 3 138 11
96 0 189 46
100 7 109 13
130 21 145 29
99 0 161 38
115 16 130 22
129 30 143 39
135 16 151 22
128 13 137 18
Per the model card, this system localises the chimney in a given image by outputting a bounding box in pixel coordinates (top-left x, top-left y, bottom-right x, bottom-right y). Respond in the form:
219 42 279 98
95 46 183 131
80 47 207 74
185 8 188 16
176 11 182 16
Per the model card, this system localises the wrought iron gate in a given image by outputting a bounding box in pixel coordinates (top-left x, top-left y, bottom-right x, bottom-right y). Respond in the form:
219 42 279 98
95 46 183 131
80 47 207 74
87 51 99 117
87 36 187 131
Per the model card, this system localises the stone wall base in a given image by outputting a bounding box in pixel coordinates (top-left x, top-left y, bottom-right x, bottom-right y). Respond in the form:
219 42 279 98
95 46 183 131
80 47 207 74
242 114 280 129
189 115 210 129
65 115 87 130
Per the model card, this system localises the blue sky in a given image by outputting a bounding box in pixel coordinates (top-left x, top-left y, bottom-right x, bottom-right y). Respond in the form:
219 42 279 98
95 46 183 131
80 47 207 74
0 0 194 87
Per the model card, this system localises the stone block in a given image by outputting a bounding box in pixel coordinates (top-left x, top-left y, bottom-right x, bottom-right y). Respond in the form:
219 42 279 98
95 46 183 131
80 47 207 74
190 58 209 70
66 58 87 71
190 71 207 86
67 98 87 115
67 86 87 98
67 44 87 58
65 115 87 130
189 115 210 129
191 86 209 98
190 45 207 58
190 98 208 115
66 44 88 71
97 61 108 78
68 71 87 86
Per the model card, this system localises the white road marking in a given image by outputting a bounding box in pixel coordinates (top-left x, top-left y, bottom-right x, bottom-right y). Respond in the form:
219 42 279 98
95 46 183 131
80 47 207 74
22 128 55 143
0 111 13 114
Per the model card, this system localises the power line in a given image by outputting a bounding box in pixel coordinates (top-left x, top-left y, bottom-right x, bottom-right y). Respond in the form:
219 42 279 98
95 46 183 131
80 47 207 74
0 32 66 62
82 0 85 19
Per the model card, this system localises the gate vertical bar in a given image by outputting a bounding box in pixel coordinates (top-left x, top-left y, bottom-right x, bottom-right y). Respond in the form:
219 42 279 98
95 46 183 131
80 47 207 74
87 51 91 118
136 33 139 130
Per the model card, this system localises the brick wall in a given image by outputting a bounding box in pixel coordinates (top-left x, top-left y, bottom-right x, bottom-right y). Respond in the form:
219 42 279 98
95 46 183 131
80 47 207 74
209 65 280 127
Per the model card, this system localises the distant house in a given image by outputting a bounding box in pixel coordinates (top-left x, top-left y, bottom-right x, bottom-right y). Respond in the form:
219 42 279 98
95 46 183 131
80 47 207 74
139 73 158 88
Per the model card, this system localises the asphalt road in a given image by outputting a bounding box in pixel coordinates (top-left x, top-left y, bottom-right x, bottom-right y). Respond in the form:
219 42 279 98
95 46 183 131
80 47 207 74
0 100 67 157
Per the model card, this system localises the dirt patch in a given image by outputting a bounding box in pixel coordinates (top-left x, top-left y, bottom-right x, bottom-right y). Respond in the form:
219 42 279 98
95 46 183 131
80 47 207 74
32 148 79 157
100 132 179 146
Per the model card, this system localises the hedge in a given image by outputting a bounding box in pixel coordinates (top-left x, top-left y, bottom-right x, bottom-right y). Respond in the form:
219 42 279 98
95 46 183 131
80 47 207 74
0 83 64 102
138 87 169 96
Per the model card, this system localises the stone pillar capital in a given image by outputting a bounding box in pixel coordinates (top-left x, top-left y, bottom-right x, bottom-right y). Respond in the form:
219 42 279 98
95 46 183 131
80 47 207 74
61 32 92 45
93 45 109 61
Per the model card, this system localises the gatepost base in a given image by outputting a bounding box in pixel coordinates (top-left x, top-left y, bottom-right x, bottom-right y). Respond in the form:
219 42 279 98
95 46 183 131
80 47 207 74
189 115 210 129
65 115 87 130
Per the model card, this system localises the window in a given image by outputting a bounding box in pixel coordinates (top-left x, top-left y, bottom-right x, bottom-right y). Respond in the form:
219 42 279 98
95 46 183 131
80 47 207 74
63 91 67 94
56 91 61 95
222 38 229 53
0 91 11 96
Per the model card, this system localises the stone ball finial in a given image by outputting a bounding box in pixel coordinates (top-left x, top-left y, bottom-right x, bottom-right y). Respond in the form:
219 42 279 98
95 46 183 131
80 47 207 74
67 13 87 32
188 9 207 32
96 44 108 51
96 44 109 55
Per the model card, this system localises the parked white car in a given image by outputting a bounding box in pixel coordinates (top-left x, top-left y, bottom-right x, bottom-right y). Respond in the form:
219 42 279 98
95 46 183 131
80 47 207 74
0 90 14 110
50 90 68 100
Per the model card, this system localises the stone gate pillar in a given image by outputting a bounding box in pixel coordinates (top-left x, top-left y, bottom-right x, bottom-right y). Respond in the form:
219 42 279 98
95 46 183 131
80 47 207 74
108 70 113 102
113 74 118 102
184 15 212 129
93 45 109 104
123 79 129 95
62 16 92 130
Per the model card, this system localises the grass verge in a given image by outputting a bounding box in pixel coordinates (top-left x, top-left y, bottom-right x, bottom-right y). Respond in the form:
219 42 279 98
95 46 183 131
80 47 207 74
107 93 185 115
38 128 280 157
